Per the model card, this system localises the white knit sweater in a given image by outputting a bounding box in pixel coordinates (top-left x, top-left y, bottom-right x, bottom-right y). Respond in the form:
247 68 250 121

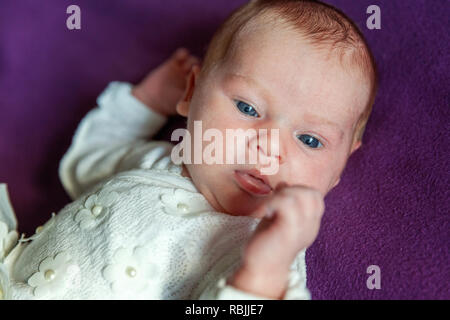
0 82 310 300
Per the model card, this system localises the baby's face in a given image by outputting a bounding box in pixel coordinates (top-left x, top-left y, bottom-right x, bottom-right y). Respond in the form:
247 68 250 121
177 22 370 218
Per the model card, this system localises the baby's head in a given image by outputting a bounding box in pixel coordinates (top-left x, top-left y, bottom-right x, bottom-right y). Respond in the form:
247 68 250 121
175 0 377 217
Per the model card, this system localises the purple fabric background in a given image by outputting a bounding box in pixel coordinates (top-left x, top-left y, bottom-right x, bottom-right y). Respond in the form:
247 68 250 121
0 0 448 299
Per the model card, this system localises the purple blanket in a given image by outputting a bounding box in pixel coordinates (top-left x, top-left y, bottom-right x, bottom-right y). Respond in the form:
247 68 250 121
0 0 448 299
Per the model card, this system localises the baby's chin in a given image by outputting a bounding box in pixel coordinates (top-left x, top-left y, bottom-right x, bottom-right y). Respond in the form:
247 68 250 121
211 182 269 219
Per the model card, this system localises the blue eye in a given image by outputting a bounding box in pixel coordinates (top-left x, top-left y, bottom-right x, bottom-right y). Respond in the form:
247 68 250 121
297 134 323 149
234 100 260 117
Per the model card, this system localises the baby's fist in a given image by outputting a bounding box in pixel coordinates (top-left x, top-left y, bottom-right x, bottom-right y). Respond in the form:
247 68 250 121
229 184 325 298
132 48 201 116
245 184 325 273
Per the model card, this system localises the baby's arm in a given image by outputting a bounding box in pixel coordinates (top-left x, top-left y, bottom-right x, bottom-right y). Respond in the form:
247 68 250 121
59 48 200 199
59 82 167 199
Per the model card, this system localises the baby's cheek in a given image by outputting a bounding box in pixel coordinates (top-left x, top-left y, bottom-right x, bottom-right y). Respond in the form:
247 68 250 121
286 157 335 192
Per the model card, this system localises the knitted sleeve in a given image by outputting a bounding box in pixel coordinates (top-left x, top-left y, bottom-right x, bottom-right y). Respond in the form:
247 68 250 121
59 82 172 200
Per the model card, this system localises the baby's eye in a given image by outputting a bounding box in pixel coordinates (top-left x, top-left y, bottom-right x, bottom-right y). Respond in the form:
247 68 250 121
297 134 323 149
234 100 260 118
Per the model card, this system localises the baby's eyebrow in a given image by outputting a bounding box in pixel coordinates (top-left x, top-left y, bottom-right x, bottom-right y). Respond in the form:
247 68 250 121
302 113 344 139
225 72 272 103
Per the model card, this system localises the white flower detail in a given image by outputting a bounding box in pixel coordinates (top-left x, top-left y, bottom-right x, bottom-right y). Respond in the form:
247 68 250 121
27 252 79 298
159 188 214 218
102 246 159 296
74 190 118 229
0 221 18 261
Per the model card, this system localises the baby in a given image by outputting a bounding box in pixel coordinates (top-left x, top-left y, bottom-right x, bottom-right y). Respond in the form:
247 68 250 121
0 0 376 300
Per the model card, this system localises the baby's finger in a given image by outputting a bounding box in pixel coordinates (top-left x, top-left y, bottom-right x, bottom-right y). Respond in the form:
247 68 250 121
173 47 189 62
182 56 201 73
254 192 291 222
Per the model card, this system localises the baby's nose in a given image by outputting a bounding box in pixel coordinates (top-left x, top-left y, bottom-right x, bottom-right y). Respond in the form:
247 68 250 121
276 153 284 165
256 144 284 165
250 128 285 166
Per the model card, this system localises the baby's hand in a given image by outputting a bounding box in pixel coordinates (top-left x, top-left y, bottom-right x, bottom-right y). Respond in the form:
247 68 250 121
132 48 201 116
229 183 325 299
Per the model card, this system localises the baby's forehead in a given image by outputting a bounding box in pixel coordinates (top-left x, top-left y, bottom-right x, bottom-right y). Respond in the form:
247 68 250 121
227 14 297 54
227 24 368 106
225 13 371 84
226 19 342 76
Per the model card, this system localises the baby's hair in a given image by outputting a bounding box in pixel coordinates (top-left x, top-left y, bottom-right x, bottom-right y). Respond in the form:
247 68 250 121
200 0 378 146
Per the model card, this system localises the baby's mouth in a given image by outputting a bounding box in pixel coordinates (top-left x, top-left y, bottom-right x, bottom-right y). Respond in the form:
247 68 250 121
233 170 272 196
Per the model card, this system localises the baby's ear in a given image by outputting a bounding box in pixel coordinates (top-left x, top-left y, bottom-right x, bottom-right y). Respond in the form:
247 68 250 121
176 65 200 117
350 140 362 154
332 177 340 188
